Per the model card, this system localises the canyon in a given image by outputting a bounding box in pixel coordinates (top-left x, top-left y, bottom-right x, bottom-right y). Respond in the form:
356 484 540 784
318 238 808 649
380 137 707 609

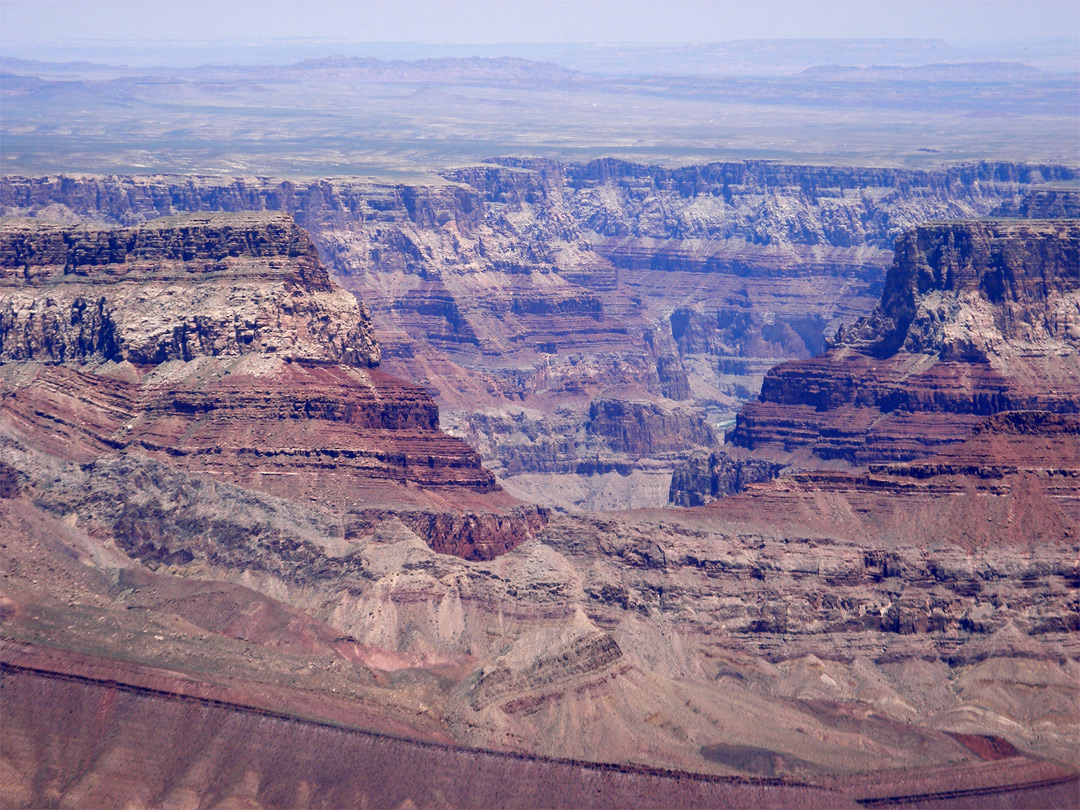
3 161 1074 509
0 165 1077 808
672 212 1080 503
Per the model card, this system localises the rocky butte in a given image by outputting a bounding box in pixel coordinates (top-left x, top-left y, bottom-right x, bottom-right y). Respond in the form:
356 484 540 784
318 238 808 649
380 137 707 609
733 219 1080 461
672 214 1080 504
0 185 1078 808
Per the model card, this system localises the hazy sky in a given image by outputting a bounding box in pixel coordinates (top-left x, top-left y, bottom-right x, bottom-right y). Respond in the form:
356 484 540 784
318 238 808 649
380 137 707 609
3 0 1079 48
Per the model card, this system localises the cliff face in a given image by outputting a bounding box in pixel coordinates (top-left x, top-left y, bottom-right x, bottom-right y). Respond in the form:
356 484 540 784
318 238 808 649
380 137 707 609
838 219 1080 360
669 452 784 507
0 214 543 560
0 214 379 367
454 401 719 510
1 163 1071 508
474 158 1069 249
994 185 1080 219
729 219 1080 465
586 399 716 456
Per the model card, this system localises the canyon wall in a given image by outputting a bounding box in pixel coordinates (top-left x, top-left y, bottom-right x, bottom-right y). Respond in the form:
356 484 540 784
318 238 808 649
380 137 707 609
3 161 1070 507
728 219 1080 465
1 193 1077 803
0 214 544 560
671 211 1080 505
0 213 378 366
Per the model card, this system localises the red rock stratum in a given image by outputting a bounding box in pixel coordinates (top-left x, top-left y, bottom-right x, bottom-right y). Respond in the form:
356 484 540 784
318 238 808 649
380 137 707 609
0 213 544 560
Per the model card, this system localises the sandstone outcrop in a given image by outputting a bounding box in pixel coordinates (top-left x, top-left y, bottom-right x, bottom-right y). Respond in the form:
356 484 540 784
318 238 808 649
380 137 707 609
0 214 543 560
729 219 1080 465
0 213 379 367
2 163 1070 507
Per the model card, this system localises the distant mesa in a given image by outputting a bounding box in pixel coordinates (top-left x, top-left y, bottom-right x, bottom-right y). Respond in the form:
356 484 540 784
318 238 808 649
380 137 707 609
798 61 1046 81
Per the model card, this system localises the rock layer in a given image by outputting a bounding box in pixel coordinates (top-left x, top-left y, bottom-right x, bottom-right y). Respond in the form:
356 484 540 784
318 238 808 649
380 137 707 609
729 219 1080 465
0 214 379 367
0 214 543 560
2 163 1071 506
669 451 785 507
0 199 1077 803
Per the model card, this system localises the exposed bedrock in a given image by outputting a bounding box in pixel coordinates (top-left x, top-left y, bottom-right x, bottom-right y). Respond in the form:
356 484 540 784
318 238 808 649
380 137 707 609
0 215 544 560
671 303 831 364
0 179 1077 798
0 214 379 367
2 163 1073 507
450 400 719 509
5 379 1077 767
728 219 1080 466
590 236 887 281
992 185 1080 219
871 410 1080 480
1 174 1078 800
669 451 786 507
6 406 1076 770
704 407 1080 531
586 399 717 456
655 354 691 400
838 219 1080 359
455 158 1073 248
1 227 1077 785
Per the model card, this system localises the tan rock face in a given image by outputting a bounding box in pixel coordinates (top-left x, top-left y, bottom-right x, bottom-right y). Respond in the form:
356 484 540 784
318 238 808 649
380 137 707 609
846 219 1080 358
729 219 1080 466
0 214 545 561
2 164 1069 508
0 213 380 367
